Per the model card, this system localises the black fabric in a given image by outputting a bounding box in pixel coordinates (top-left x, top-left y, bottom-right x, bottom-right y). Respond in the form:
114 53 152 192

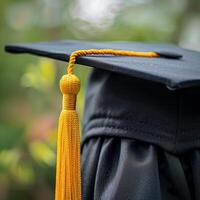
82 69 200 154
82 138 200 200
81 69 200 200
5 40 200 89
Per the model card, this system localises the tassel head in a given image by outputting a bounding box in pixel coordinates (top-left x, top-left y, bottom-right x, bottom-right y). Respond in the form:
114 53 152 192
60 74 80 110
60 74 80 96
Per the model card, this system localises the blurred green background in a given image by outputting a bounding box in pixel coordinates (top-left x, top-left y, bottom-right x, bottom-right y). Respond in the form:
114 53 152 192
0 0 200 199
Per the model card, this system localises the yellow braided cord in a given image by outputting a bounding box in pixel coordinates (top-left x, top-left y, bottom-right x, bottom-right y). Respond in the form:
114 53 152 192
55 49 159 200
67 49 158 74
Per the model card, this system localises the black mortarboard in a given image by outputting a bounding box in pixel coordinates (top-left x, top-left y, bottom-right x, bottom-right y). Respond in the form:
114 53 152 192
5 41 200 200
6 40 200 89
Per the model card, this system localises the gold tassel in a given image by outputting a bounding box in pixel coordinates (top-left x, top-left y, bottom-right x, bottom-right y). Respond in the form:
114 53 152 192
55 49 159 200
55 74 81 200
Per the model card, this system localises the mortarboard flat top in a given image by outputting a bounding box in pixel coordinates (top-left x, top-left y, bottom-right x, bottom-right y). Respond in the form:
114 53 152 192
5 40 200 90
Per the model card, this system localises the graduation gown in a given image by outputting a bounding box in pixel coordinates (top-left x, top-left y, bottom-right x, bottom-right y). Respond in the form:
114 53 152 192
82 69 200 200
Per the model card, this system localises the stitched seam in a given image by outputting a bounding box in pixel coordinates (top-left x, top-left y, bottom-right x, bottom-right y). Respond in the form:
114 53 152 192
85 125 200 143
87 113 175 133
84 124 174 141
91 110 168 122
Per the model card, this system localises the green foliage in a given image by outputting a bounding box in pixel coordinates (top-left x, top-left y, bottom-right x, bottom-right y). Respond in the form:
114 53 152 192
0 0 199 199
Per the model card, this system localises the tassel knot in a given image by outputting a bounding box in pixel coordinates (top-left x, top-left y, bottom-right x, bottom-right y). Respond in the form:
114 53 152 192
60 74 80 110
60 74 80 95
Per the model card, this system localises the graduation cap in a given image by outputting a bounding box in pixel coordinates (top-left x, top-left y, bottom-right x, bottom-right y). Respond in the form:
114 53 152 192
5 41 200 200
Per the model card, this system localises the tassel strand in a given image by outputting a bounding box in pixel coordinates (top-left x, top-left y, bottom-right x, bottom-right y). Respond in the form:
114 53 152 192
55 74 81 200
